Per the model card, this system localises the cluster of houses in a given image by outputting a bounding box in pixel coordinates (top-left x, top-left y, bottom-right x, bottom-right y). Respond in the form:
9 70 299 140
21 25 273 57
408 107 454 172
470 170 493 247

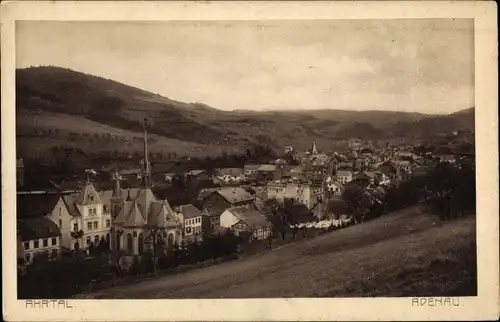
16 127 473 266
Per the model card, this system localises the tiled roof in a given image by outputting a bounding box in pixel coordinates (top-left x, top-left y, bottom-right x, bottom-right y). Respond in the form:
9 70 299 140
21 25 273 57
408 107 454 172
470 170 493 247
228 206 271 228
216 187 254 204
17 193 61 218
178 204 204 219
257 164 277 172
18 217 61 241
62 194 82 217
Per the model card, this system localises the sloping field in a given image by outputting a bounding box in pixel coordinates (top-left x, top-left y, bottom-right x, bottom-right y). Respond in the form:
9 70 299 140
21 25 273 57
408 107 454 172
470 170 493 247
90 206 476 298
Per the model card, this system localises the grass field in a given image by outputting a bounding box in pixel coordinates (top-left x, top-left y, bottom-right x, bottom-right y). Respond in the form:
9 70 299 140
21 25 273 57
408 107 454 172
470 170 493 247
88 206 476 298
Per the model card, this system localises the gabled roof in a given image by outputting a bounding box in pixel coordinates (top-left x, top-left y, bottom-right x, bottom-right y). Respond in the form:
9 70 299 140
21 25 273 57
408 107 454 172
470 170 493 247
216 187 254 204
18 217 61 241
178 204 204 219
227 206 271 228
74 182 102 205
17 193 61 218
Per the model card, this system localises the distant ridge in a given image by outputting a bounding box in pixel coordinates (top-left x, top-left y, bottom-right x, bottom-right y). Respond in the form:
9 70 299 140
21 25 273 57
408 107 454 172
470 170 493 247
16 66 475 159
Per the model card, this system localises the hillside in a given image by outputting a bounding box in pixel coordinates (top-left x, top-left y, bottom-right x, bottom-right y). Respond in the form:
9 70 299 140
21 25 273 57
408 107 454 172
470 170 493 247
86 207 476 298
16 66 475 160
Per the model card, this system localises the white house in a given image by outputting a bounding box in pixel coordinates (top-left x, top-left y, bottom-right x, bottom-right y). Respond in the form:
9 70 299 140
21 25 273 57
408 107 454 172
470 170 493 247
220 206 272 240
335 170 353 184
18 217 62 265
175 204 208 243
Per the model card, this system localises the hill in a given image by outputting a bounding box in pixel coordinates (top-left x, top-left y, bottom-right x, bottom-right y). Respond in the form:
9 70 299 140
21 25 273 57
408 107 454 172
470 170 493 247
86 206 476 298
16 66 475 160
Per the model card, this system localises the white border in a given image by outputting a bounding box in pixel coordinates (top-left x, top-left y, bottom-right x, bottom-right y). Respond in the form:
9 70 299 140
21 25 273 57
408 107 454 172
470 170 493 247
1 1 498 321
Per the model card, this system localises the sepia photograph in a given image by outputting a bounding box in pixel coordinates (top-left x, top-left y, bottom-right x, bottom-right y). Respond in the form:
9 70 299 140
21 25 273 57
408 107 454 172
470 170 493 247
2 1 498 321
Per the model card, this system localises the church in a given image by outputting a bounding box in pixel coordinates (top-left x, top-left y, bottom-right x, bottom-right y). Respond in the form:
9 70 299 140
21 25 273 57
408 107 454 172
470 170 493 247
109 121 183 256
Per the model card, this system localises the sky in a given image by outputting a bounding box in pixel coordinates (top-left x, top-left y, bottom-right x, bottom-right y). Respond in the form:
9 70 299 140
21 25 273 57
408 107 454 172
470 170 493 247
16 19 474 114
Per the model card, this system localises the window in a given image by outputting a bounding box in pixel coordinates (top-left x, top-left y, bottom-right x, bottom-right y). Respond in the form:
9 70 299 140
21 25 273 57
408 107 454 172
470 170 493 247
59 219 62 228
51 237 57 246
186 227 192 234
127 234 133 252
86 236 91 245
93 221 98 229
24 242 30 250
95 235 100 244
87 222 92 231
43 239 48 247
73 223 79 232
34 240 39 248
106 219 111 228
138 234 144 254
93 208 97 215
59 207 62 216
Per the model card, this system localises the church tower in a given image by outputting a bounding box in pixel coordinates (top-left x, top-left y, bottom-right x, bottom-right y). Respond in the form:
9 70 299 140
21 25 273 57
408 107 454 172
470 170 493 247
110 168 123 219
311 141 318 155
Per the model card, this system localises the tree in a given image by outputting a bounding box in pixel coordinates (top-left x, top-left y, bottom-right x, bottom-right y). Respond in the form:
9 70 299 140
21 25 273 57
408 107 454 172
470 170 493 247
341 185 372 224
424 162 475 220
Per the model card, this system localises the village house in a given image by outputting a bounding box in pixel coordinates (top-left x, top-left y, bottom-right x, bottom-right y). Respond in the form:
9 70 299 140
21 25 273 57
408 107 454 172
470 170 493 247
17 191 85 252
256 164 277 182
325 179 344 196
58 182 114 252
335 170 353 185
18 217 62 265
266 182 323 217
220 206 272 241
243 164 261 181
186 169 210 182
175 204 209 243
214 168 245 185
203 187 255 229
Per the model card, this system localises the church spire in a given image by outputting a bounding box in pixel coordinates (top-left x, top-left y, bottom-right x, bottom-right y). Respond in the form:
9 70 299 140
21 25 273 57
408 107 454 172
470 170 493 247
142 117 152 187
312 141 318 155
113 168 121 198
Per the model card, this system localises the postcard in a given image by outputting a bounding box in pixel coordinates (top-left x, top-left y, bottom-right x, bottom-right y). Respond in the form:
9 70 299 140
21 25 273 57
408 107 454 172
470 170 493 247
1 1 498 321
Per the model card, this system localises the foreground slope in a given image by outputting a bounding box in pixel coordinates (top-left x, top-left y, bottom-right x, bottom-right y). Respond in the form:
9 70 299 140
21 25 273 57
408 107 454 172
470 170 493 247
89 206 476 298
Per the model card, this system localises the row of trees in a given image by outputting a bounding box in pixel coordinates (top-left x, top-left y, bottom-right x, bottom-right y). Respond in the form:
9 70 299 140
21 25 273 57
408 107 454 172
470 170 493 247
339 161 476 223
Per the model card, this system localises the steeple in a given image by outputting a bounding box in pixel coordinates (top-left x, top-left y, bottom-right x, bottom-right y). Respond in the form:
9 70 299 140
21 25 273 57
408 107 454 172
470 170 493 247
113 168 121 198
142 117 152 187
312 141 318 155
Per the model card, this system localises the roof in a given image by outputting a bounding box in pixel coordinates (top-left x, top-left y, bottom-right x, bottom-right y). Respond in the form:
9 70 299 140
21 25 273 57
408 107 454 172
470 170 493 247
215 168 244 176
258 164 277 172
228 206 271 228
74 182 102 205
62 194 82 217
187 170 206 176
17 193 61 218
198 187 222 200
216 187 254 204
18 217 61 241
337 170 353 177
244 164 261 171
178 204 204 219
113 187 180 228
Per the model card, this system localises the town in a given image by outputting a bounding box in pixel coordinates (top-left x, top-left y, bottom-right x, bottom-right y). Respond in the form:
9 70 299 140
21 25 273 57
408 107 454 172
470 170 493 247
16 120 476 298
